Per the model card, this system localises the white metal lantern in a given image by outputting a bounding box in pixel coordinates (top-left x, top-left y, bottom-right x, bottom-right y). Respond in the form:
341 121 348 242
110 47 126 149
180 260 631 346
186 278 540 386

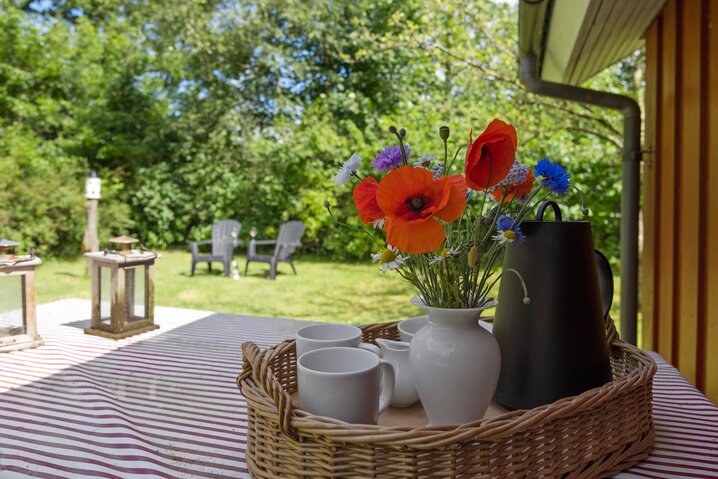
85 170 101 200
0 239 43 353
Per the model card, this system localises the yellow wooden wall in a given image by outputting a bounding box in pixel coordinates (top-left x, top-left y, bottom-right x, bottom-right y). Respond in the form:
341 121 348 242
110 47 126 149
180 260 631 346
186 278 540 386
643 0 718 403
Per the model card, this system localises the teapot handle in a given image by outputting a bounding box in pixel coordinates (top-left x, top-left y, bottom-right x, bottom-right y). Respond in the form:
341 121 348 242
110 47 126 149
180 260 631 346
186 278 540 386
536 201 563 221
594 250 614 319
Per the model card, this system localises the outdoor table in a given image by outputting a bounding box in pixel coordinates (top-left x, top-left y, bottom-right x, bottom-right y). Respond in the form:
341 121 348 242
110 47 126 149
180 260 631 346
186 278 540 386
1 299 716 478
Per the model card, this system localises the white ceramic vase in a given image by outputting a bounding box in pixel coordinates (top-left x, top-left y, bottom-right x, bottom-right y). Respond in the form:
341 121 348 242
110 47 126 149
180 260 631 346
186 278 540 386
409 296 500 426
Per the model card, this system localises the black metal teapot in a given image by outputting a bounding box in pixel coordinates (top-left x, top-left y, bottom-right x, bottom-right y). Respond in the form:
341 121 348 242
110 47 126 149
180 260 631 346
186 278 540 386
492 201 614 410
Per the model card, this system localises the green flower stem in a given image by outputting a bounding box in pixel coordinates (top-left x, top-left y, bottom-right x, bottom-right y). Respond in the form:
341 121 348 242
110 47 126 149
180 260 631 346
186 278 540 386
484 268 530 302
512 187 545 223
445 144 466 174
325 204 384 249
393 130 408 166
442 136 449 165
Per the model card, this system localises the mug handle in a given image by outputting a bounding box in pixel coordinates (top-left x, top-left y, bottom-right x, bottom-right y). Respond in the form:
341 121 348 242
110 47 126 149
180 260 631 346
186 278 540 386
359 342 382 357
594 249 614 319
377 360 395 414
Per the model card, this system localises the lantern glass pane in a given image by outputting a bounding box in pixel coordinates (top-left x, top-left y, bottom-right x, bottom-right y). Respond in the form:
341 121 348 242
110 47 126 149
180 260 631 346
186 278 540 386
127 266 145 321
0 275 24 337
99 266 111 323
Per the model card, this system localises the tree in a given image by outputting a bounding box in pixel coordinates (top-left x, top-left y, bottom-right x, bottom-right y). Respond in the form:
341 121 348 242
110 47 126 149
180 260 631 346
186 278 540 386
1 0 641 264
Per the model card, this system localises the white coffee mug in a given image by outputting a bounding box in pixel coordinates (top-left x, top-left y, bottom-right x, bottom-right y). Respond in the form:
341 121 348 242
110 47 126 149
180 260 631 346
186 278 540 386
397 315 429 342
295 323 380 358
298 347 395 424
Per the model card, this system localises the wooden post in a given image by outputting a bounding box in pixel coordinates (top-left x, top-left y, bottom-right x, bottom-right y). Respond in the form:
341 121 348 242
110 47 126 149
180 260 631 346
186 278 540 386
83 171 101 275
90 263 101 329
83 199 99 276
22 270 37 339
84 199 99 253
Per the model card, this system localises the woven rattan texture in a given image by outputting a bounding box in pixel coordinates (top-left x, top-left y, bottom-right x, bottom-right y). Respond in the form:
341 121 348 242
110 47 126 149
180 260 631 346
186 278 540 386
237 318 656 478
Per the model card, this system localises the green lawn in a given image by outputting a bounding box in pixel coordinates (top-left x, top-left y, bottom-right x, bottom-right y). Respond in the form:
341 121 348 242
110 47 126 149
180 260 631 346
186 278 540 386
36 251 422 324
35 250 626 331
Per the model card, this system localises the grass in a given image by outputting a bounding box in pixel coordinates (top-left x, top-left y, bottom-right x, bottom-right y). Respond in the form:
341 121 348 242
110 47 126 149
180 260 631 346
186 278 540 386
36 250 626 331
36 250 422 324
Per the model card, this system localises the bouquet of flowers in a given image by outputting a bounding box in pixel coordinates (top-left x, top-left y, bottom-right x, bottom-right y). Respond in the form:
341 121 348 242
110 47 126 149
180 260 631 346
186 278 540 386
327 119 573 309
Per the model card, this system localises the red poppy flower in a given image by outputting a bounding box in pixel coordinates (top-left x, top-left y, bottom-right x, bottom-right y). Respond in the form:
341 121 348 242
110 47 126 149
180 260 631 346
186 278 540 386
353 177 384 224
491 170 535 203
375 166 467 254
465 119 517 190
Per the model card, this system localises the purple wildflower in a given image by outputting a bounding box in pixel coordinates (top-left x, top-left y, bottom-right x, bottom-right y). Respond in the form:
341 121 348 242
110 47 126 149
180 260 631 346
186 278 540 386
372 145 410 171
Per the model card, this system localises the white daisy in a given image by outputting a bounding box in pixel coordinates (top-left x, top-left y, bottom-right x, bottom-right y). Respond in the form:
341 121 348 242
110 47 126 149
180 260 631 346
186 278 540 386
429 245 460 265
413 154 436 167
492 230 519 245
333 153 362 185
371 245 405 273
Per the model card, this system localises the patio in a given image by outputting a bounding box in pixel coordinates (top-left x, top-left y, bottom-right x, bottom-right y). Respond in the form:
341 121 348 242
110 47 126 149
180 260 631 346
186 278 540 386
1 300 716 478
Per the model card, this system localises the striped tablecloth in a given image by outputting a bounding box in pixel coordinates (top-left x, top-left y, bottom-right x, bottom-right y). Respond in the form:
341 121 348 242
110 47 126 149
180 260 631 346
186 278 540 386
1 299 716 478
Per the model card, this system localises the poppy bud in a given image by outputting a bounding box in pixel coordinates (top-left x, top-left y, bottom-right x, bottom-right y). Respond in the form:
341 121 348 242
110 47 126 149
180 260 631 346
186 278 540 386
388 125 397 134
399 128 406 138
582 208 590 216
323 200 331 209
439 126 450 140
468 245 481 268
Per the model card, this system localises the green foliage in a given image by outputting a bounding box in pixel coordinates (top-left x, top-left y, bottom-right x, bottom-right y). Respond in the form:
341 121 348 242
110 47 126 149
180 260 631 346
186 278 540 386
0 0 642 266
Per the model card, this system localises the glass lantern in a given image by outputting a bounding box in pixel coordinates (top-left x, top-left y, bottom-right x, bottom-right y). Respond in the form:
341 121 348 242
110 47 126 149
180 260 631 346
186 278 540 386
84 236 159 339
0 239 43 353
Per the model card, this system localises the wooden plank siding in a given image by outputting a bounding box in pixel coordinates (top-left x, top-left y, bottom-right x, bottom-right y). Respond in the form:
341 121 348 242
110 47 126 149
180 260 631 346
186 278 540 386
642 22 658 354
643 0 718 402
705 0 718 403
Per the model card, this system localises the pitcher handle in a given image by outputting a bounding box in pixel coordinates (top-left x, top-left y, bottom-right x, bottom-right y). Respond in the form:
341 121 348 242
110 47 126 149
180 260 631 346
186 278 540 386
377 360 395 414
536 200 563 221
594 249 614 319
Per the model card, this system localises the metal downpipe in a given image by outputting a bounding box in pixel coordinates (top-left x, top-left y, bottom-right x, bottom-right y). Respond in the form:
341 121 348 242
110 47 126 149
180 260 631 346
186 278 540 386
519 55 641 345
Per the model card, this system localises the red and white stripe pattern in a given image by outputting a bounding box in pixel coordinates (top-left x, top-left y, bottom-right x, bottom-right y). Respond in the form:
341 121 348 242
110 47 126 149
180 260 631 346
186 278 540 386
1 299 716 478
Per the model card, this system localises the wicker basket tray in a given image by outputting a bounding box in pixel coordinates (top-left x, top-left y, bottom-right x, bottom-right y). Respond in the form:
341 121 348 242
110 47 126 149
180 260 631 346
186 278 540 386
237 317 656 478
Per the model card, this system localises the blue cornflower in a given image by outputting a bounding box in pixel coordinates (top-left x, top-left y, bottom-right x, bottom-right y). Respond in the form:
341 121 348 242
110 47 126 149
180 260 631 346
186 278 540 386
534 158 570 195
493 214 525 245
372 145 410 171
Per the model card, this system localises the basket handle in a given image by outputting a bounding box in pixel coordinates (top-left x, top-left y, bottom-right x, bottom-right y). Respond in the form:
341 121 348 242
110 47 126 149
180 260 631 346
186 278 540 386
238 341 297 438
604 314 620 345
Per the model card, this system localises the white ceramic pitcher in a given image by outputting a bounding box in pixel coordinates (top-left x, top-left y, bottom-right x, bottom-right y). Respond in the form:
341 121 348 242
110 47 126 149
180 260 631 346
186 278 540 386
375 338 419 408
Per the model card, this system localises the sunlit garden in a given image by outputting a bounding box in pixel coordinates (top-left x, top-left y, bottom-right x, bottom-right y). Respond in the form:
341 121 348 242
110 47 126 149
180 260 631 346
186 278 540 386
2 0 636 327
